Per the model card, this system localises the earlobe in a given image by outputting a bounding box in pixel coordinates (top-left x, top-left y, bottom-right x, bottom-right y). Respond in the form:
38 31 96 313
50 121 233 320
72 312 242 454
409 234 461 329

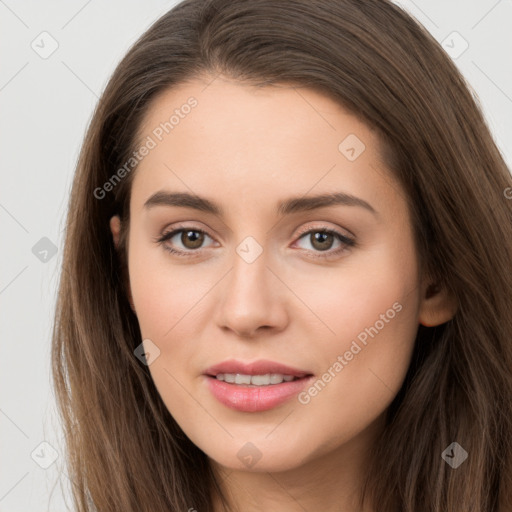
418 281 459 327
110 215 121 249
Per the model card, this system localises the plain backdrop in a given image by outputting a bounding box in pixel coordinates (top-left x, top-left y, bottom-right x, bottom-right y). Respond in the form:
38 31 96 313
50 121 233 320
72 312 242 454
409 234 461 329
1 0 511 510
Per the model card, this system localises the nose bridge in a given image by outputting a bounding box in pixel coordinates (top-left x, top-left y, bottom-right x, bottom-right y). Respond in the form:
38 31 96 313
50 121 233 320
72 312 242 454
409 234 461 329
215 233 287 336
228 234 271 304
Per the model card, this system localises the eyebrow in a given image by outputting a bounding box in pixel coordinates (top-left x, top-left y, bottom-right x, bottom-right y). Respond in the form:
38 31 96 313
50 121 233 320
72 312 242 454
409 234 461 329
143 190 378 217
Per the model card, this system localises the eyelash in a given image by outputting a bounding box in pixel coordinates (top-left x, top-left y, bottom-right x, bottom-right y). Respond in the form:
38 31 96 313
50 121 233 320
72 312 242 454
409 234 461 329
153 224 356 260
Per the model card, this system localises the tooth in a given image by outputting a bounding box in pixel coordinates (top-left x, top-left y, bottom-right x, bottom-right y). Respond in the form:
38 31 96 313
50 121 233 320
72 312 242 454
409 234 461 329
269 373 284 384
216 373 299 385
235 373 252 385
251 374 271 385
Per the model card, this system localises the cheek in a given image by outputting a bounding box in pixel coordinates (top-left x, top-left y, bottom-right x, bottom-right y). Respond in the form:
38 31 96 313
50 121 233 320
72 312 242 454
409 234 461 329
300 272 419 405
128 234 213 340
286 285 420 464
289 236 420 353
305 295 419 454
292 239 421 409
128 241 213 422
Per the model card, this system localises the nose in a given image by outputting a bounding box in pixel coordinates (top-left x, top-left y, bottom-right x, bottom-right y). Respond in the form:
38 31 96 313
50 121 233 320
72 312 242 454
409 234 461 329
215 247 289 338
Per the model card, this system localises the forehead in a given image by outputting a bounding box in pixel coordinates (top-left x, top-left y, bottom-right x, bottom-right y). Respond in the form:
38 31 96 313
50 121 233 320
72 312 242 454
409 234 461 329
136 75 384 151
130 76 404 217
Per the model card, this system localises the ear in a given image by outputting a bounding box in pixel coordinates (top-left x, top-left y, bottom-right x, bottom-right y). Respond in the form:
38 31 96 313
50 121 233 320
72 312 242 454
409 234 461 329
418 278 458 327
110 215 121 249
109 215 135 312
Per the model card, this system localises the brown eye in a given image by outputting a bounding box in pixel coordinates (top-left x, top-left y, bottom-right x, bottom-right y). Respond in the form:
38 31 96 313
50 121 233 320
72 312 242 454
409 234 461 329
180 230 204 249
294 227 355 259
309 231 335 251
155 227 215 256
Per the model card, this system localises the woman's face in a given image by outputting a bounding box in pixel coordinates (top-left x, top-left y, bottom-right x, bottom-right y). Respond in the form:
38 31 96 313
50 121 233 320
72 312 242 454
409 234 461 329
110 75 454 474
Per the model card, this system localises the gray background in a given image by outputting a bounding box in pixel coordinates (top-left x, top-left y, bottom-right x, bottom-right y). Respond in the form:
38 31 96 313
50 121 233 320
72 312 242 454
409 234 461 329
1 0 511 510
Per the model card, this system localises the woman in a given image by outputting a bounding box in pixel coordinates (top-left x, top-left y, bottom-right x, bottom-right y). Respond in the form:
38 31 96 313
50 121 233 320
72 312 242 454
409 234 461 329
52 0 512 510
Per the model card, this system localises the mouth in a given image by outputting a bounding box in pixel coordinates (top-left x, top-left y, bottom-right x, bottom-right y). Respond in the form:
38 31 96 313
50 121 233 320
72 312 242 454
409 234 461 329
203 358 312 380
206 373 308 386
202 359 314 412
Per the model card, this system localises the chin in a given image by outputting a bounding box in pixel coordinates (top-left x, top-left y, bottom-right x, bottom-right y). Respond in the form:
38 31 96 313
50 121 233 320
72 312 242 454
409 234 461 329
206 441 312 473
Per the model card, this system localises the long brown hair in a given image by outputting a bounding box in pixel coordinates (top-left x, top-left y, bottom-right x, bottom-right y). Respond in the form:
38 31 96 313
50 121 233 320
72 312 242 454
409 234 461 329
51 0 512 510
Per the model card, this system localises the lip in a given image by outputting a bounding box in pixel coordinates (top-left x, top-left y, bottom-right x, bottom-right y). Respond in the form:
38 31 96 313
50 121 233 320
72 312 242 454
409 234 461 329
203 358 312 378
203 359 314 412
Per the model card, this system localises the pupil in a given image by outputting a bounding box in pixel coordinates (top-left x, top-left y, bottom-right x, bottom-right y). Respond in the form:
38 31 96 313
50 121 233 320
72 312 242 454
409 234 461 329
182 230 203 249
312 232 333 251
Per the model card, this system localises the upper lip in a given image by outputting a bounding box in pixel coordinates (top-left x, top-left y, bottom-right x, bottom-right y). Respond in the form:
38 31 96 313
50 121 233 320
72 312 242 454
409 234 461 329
204 359 313 378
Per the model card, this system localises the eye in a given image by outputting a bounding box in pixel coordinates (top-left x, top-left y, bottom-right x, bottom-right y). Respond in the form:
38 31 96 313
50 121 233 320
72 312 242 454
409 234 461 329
294 227 355 259
153 226 216 257
153 224 356 260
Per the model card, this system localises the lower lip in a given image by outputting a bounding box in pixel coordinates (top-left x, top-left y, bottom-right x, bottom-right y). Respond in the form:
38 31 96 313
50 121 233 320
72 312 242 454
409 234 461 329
204 375 314 412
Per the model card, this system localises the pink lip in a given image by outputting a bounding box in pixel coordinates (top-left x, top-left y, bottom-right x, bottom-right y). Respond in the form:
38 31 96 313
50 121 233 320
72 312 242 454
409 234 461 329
203 358 312 378
203 359 314 412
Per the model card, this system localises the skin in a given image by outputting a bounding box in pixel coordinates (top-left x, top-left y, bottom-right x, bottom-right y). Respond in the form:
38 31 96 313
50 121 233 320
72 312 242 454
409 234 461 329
110 74 458 512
